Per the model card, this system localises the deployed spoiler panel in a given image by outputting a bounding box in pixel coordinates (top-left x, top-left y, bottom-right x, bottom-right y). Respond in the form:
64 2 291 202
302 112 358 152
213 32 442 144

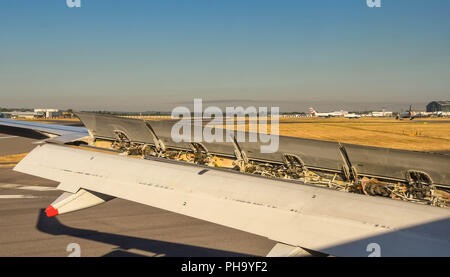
343 144 450 184
77 112 344 169
76 112 450 186
73 112 154 143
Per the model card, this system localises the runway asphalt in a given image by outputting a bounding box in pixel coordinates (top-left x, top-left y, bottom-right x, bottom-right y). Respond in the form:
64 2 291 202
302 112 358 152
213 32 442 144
0 128 276 257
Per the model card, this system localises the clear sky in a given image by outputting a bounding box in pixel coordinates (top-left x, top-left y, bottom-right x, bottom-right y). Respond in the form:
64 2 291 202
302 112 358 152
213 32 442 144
0 0 449 112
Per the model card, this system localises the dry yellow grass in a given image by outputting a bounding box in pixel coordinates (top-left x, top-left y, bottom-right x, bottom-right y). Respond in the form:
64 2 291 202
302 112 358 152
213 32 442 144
219 117 450 152
276 122 450 151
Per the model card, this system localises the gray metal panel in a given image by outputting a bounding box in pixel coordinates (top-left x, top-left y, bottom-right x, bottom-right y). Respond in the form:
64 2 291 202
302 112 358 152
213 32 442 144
145 119 193 149
76 112 154 143
343 143 450 185
75 112 450 185
152 121 343 169
76 112 343 168
240 135 343 170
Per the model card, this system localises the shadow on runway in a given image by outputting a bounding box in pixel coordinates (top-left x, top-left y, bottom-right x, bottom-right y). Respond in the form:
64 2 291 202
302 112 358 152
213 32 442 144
35 209 251 257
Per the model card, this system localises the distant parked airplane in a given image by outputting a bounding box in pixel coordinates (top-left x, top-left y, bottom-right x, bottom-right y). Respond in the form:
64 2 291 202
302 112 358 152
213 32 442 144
309 107 332 117
396 105 416 120
309 108 359 118
344 113 361 119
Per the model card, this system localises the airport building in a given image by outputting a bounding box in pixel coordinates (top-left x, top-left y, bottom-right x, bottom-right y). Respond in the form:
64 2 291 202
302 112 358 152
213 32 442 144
1 109 62 119
34 108 61 118
371 111 393 117
0 111 44 119
426 101 450 112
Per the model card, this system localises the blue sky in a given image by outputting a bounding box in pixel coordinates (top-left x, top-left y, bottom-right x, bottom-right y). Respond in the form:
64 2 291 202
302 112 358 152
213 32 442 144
0 0 449 112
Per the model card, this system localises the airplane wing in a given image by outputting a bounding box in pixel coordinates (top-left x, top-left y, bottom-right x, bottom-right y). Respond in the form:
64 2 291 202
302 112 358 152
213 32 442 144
2 116 450 257
13 143 450 257
0 118 89 143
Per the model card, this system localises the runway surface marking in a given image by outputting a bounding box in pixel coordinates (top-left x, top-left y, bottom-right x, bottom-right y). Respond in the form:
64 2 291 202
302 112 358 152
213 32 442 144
0 195 39 199
0 183 57 191
0 136 18 139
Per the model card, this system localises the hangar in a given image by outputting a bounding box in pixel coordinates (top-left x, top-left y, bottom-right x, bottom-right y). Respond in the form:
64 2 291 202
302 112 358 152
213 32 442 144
426 101 450 112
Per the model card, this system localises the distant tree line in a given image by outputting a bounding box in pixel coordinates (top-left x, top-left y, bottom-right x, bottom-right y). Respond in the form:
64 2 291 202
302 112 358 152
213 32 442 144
0 107 33 112
282 112 307 115
82 110 172 116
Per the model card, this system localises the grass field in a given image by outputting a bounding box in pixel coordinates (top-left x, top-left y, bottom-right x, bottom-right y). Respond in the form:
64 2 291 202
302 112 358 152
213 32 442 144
222 117 450 152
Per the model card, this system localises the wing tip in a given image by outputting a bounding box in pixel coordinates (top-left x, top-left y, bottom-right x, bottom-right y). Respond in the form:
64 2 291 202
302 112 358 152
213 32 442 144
45 205 59 217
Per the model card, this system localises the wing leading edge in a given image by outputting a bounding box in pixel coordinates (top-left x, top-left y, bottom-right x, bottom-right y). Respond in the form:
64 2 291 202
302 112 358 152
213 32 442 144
0 118 88 143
